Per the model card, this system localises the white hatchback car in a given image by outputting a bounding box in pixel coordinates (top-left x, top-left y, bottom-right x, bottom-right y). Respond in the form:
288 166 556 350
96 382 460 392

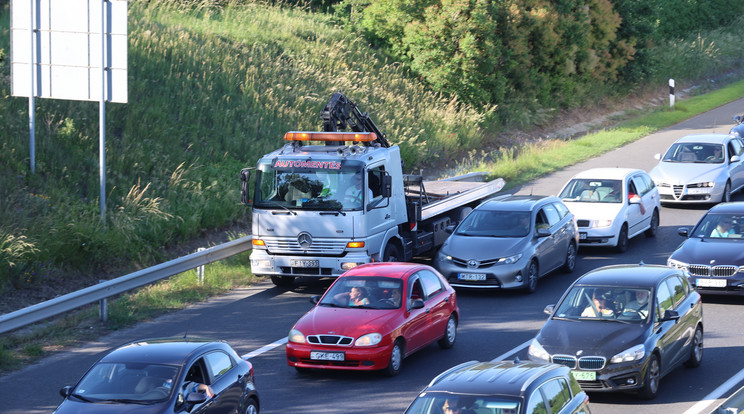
557 168 661 252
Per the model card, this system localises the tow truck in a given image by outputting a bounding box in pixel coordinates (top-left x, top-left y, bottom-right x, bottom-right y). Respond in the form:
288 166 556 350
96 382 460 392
241 92 505 287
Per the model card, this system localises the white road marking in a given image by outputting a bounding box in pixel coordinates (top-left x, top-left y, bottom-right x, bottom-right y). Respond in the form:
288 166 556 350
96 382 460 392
242 337 288 359
683 367 744 414
491 339 532 362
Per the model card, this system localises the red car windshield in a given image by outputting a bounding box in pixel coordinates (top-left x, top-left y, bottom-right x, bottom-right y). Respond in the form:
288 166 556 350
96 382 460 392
319 276 403 309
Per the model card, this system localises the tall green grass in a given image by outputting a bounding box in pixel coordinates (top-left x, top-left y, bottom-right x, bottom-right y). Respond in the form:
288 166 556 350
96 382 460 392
1 2 744 292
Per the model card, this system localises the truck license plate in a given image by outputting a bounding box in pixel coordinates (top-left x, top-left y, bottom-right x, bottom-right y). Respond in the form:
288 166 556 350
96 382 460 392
290 259 319 267
310 351 344 361
571 371 596 381
458 273 487 281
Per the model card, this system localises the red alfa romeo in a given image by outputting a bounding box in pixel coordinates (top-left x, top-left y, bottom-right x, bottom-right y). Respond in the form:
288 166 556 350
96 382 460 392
286 262 459 376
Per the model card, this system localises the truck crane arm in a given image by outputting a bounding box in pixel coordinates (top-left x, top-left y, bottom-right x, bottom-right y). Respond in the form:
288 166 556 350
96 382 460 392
320 92 390 148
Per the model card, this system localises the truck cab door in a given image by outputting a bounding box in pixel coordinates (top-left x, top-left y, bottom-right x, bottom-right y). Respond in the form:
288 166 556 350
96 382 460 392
366 165 396 258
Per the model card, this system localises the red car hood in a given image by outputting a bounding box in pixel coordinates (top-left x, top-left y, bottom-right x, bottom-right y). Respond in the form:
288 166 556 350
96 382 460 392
294 306 398 337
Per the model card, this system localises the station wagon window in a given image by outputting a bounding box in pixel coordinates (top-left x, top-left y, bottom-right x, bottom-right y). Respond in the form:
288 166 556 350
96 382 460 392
418 270 443 297
627 180 639 197
655 280 674 319
553 202 570 219
541 204 561 227
664 276 687 308
633 174 654 196
204 351 234 380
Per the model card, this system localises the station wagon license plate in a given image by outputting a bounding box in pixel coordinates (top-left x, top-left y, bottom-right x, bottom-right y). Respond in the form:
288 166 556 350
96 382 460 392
696 278 726 288
571 371 596 381
290 259 319 267
310 351 344 361
458 273 487 281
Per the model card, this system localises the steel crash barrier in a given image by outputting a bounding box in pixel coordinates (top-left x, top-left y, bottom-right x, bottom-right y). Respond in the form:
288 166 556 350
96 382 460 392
0 236 253 335
716 385 744 413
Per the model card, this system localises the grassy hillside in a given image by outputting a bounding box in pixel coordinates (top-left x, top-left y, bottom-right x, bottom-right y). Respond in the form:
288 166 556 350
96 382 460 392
1 1 744 294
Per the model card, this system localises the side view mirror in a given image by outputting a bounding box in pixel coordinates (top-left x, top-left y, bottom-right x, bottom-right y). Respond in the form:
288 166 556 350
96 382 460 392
59 386 72 398
661 309 680 322
382 174 392 198
410 299 425 310
677 227 689 237
731 155 741 163
536 228 550 238
544 304 555 315
628 194 642 204
310 295 320 304
240 168 254 205
734 115 742 124
654 153 662 161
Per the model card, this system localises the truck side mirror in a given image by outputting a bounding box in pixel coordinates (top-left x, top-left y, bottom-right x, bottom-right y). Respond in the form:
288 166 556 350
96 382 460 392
240 168 254 205
382 174 392 198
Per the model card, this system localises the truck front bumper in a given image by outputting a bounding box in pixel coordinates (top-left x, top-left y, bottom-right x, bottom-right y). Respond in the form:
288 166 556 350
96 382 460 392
249 250 372 278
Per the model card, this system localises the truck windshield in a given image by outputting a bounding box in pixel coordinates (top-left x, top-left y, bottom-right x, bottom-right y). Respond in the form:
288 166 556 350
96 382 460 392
254 159 368 211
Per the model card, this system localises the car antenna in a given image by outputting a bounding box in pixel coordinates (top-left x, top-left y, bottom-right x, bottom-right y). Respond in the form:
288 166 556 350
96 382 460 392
639 260 645 266
513 356 521 364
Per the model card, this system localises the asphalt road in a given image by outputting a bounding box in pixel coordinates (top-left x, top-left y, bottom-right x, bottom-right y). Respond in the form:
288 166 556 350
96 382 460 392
2 98 744 414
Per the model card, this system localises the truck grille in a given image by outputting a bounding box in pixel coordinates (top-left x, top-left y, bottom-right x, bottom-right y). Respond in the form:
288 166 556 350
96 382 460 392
265 238 347 255
307 335 354 346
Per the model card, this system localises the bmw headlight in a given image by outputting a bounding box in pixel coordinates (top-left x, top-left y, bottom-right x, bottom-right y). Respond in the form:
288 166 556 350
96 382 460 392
288 329 305 344
355 333 382 346
498 253 523 265
610 344 645 363
528 339 550 362
668 258 689 270
591 219 613 228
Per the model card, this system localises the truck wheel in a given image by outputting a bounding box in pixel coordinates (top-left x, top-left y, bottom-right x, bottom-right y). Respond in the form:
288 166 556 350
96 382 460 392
383 243 401 262
271 276 295 288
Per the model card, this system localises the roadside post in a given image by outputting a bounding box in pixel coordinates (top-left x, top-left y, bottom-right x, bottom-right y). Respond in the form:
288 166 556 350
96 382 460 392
669 79 675 109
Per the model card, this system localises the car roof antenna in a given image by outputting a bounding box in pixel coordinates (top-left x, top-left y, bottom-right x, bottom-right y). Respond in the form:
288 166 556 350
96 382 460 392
513 356 521 364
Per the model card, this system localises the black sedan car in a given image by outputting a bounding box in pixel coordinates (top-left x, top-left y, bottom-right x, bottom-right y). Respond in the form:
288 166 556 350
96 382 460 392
668 202 744 294
404 359 592 414
54 338 259 414
528 263 703 400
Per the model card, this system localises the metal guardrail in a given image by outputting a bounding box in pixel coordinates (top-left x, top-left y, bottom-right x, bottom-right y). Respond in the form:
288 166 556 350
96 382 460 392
715 384 744 413
0 235 253 335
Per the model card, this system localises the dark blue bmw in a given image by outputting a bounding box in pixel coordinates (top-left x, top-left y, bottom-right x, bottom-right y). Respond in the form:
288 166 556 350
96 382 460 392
54 338 259 414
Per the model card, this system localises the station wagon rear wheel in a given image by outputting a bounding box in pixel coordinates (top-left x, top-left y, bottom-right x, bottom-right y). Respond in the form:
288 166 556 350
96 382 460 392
645 209 659 238
242 397 259 414
615 224 629 253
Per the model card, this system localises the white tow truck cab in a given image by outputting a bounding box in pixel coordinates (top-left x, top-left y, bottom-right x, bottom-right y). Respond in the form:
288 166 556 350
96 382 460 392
241 93 504 287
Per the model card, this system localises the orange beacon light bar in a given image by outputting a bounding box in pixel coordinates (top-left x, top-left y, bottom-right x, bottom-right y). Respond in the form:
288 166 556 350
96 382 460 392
284 131 378 142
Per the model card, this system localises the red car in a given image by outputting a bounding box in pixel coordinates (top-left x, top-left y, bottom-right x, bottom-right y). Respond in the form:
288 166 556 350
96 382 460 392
286 262 459 376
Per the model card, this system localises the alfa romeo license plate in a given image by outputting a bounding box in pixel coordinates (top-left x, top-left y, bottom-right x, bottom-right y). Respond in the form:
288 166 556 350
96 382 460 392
290 259 319 267
310 351 344 361
458 273 487 281
571 371 596 381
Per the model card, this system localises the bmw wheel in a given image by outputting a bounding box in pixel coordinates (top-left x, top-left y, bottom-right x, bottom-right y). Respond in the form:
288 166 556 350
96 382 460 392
685 326 703 368
242 398 259 414
639 354 660 400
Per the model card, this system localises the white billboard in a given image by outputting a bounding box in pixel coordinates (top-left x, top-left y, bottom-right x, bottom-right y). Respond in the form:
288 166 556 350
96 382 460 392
10 0 128 103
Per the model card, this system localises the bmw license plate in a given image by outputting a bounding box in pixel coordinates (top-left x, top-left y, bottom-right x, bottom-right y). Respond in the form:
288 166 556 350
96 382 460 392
696 278 726 288
290 259 319 267
571 371 596 381
310 351 344 361
458 273 487 281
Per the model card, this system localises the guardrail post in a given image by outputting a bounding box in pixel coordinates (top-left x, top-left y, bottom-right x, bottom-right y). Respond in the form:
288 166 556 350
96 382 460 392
99 280 108 322
197 248 206 286
669 79 675 109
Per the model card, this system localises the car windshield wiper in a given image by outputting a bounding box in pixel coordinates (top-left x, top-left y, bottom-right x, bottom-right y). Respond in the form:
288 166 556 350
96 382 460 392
261 202 297 215
579 317 630 324
319 302 346 308
70 393 95 403
98 398 152 405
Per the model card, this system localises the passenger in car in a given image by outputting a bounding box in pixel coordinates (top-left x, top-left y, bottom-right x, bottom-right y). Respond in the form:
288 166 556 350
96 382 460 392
710 216 735 238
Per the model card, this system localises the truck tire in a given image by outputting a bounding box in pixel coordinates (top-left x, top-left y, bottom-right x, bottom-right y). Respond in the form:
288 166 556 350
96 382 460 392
271 275 295 288
383 243 401 262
